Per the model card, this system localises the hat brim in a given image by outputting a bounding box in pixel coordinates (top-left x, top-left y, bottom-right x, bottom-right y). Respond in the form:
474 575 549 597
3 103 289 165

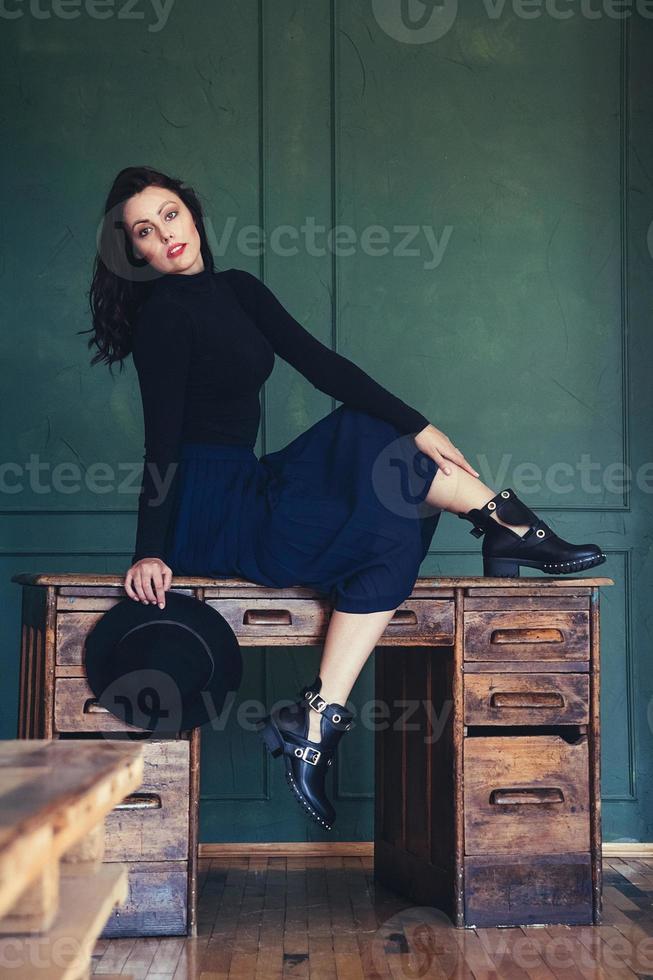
84 593 242 732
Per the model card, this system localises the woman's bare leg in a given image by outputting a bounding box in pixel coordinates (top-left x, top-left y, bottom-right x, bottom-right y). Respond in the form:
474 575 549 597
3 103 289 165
308 607 397 742
308 461 532 743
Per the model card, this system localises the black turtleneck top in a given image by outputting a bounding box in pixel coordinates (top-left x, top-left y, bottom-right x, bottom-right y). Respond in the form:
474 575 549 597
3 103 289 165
130 266 431 566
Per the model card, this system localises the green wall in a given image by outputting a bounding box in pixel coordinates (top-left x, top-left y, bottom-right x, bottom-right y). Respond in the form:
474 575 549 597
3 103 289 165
1 2 650 844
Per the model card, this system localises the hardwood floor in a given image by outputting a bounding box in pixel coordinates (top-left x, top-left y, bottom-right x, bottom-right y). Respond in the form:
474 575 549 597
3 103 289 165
90 856 653 979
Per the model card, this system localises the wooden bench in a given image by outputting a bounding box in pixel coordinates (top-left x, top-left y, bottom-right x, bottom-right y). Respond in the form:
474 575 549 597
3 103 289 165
11 572 613 932
0 738 143 978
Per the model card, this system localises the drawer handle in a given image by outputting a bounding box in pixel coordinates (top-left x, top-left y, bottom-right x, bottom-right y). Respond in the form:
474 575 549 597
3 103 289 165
389 609 418 626
490 787 564 805
490 628 564 644
243 609 292 625
490 691 565 708
113 793 162 811
83 698 109 714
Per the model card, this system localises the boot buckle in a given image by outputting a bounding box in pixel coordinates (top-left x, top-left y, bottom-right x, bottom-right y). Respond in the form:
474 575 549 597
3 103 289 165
294 745 321 765
304 691 327 713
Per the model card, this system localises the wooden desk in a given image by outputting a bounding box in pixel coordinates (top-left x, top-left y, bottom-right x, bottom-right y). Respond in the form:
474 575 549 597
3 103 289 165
0 739 143 979
11 573 613 933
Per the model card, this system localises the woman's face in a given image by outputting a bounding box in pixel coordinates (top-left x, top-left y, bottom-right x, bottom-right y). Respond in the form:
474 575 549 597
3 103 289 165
123 185 204 276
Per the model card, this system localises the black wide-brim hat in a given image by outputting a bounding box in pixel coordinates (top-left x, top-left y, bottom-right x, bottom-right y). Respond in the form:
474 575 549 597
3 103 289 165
84 592 242 733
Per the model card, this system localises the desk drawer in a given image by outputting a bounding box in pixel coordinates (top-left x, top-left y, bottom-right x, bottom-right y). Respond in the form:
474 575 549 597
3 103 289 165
205 597 331 640
464 734 590 854
206 597 454 643
57 611 104 665
464 609 589 663
55 677 152 733
464 852 593 927
464 673 589 726
101 859 187 937
56 597 195 664
382 599 454 642
104 740 189 862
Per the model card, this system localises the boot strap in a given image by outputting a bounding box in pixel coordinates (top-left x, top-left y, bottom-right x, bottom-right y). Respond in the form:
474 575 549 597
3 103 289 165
522 518 553 542
459 488 539 538
485 487 538 526
277 729 333 767
299 686 353 731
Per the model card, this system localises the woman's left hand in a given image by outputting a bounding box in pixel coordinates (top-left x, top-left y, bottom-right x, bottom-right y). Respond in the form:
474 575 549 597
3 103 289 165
413 423 480 479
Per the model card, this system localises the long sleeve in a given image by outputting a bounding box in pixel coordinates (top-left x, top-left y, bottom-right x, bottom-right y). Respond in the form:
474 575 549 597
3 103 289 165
130 298 193 566
224 268 431 436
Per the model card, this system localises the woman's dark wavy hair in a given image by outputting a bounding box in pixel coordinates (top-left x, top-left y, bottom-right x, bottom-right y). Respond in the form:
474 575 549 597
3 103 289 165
80 165 217 373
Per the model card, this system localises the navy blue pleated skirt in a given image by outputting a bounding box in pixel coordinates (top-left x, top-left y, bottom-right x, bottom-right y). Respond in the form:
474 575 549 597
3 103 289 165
165 405 442 614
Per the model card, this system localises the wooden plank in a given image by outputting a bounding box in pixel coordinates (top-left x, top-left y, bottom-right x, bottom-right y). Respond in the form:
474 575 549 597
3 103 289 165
119 937 162 978
187 726 201 940
464 586 598 597
463 658 590 673
405 650 430 862
61 821 105 872
385 648 404 848
43 587 57 740
53 667 85 678
453 588 465 927
0 863 128 979
590 586 603 924
195 842 645 861
9 572 615 589
1 857 59 934
199 842 373 857
0 741 143 925
148 937 185 975
16 585 55 739
255 856 280 980
56 592 194 611
464 595 589 609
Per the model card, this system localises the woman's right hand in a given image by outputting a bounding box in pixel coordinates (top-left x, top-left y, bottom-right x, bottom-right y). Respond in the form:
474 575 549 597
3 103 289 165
124 558 172 609
413 423 479 478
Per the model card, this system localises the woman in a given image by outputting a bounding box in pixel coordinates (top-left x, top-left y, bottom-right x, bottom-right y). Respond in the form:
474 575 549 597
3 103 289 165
86 166 606 831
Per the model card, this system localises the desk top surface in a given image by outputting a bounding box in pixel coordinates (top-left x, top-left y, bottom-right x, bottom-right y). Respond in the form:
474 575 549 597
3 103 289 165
11 572 615 589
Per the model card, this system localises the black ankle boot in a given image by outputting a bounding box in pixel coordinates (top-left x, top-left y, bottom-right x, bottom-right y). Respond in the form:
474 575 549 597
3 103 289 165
458 487 607 577
256 674 354 831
